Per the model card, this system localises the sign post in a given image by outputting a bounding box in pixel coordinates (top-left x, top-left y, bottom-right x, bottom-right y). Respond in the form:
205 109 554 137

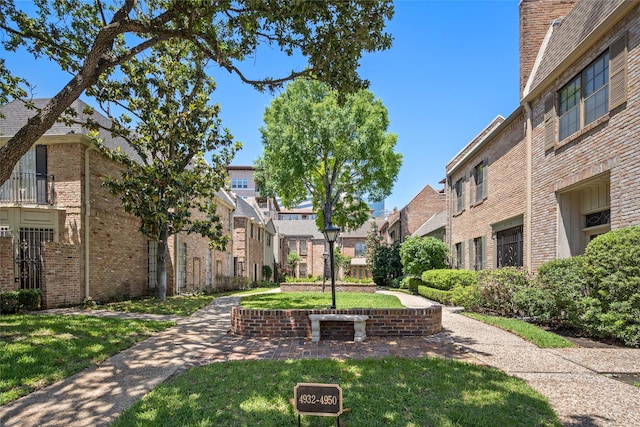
294 383 343 426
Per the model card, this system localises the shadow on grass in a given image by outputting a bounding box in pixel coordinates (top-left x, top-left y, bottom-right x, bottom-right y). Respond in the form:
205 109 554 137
113 357 561 427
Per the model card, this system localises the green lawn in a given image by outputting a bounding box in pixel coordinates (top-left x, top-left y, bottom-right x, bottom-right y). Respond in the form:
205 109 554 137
463 312 576 348
0 314 174 405
96 294 217 316
113 357 560 427
240 291 404 309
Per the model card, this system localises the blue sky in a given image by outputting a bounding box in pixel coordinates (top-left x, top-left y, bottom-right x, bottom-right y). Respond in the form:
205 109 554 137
2 0 520 212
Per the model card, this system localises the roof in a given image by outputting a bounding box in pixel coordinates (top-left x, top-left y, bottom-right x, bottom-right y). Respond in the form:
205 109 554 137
525 0 628 97
216 189 236 209
412 210 447 237
0 98 138 158
273 220 324 239
234 196 263 221
340 219 380 239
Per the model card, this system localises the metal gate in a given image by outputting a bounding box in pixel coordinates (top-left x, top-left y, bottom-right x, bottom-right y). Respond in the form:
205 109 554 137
15 228 54 289
496 226 523 268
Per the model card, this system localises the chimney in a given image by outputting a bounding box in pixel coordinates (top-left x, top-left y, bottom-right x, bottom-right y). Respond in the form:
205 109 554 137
519 0 577 98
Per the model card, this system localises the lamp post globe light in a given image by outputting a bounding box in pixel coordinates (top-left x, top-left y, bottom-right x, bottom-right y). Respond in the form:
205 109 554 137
322 251 329 292
323 223 341 309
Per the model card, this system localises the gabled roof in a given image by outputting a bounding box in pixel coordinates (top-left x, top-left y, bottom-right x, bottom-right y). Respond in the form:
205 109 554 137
234 196 263 221
340 219 381 239
273 219 324 239
412 210 446 237
216 189 236 209
0 98 137 158
525 0 629 98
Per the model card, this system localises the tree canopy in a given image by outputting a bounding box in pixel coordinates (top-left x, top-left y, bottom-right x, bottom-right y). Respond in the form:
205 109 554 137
255 78 402 232
0 0 394 185
90 41 238 299
400 236 449 276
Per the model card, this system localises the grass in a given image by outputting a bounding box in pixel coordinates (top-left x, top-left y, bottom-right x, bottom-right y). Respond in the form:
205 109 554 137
112 357 560 427
0 314 174 405
96 294 216 316
240 292 405 310
463 313 576 348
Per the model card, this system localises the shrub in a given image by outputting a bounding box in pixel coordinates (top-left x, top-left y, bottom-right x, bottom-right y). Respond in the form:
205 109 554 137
262 265 273 282
512 287 555 322
400 236 448 276
581 226 640 346
534 256 587 327
0 289 41 314
402 276 424 294
0 291 20 314
417 285 452 305
421 269 477 291
18 289 41 311
370 242 403 287
476 267 531 316
450 285 482 311
388 276 404 289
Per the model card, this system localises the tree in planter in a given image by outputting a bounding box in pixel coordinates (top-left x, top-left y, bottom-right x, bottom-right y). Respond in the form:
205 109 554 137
0 0 393 186
90 41 237 300
370 241 403 287
255 79 402 233
287 253 302 278
334 247 352 279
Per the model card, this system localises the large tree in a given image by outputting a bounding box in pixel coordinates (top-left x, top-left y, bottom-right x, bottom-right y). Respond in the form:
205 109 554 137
0 0 394 186
88 41 237 300
255 78 402 232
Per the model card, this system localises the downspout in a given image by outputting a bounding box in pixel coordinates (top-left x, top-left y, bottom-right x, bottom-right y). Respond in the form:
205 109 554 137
523 102 533 272
84 146 91 299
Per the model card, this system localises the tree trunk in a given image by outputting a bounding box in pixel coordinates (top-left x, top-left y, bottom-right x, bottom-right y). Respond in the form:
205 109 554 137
156 228 169 300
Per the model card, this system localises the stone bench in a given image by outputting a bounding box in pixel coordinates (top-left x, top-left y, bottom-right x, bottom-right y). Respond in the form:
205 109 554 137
309 314 369 342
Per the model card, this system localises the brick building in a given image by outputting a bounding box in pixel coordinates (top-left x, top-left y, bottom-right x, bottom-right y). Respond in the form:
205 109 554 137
0 99 236 307
381 184 446 244
233 196 266 282
445 0 640 271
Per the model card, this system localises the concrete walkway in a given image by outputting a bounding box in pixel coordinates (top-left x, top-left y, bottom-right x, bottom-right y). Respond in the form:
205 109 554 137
1 291 639 426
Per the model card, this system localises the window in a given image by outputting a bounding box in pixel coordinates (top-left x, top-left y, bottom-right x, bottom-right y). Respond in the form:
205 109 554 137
473 237 484 271
552 32 628 146
231 178 248 189
250 223 254 239
496 226 523 268
148 241 157 289
289 240 297 254
355 243 366 257
558 51 609 141
299 263 307 278
299 241 307 256
585 209 610 228
473 161 487 204
267 234 272 247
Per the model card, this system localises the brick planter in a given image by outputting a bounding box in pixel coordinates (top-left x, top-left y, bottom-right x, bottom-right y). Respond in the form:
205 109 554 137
230 306 442 341
280 282 376 293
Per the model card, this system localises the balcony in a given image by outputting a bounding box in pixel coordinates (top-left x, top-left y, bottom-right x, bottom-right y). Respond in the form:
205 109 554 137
0 172 55 205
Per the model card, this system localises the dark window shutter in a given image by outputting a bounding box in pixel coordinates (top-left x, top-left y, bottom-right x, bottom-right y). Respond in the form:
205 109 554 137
609 32 628 111
543 93 556 150
482 159 488 200
35 145 47 176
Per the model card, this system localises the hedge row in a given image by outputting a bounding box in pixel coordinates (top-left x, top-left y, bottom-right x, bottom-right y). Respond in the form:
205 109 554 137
0 289 41 314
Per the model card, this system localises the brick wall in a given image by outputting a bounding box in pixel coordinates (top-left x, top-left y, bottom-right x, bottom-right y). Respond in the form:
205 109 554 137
529 8 640 269
87 149 149 302
519 0 578 97
230 306 442 339
41 242 82 308
400 185 446 239
448 112 526 270
0 237 15 292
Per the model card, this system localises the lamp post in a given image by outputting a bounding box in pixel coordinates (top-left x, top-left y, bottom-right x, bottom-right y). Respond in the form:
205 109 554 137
323 223 341 309
322 251 329 292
